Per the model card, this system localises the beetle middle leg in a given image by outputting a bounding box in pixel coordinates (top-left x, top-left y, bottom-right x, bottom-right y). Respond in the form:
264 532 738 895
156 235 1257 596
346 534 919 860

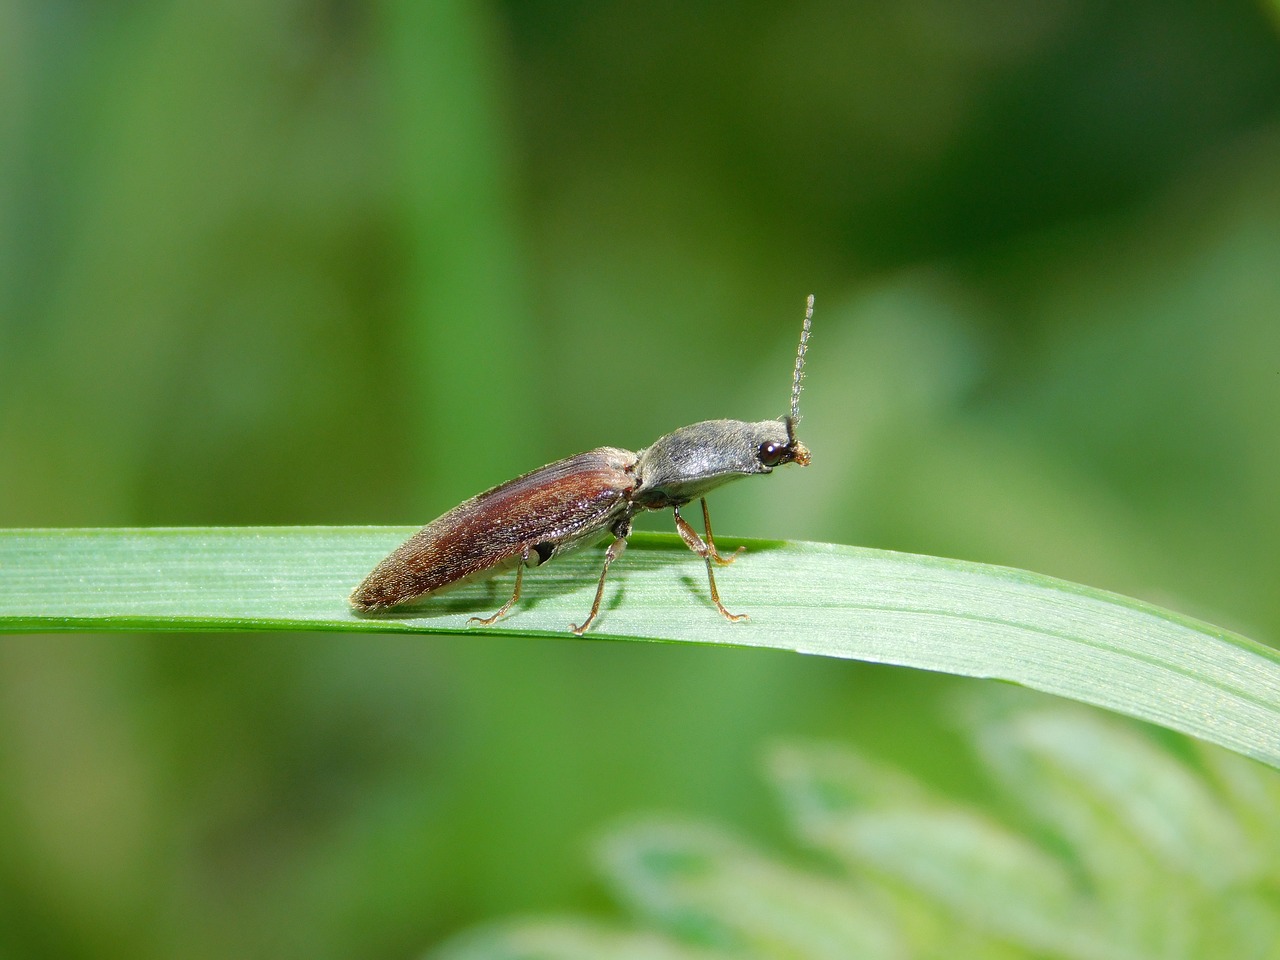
570 535 628 635
469 547 529 626
672 502 747 623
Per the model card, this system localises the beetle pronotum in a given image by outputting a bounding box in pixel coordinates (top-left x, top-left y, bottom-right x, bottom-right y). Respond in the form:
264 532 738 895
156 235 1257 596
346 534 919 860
350 295 814 634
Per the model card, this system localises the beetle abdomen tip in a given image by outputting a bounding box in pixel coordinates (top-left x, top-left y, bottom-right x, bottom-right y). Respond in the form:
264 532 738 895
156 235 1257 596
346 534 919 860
349 580 403 613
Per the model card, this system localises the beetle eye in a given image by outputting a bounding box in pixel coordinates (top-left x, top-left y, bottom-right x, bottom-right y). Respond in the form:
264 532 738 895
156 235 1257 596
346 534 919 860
758 441 788 467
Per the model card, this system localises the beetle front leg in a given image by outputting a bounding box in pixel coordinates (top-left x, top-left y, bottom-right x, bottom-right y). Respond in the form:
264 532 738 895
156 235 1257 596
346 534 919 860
672 504 747 623
672 501 741 565
699 497 745 565
468 547 529 626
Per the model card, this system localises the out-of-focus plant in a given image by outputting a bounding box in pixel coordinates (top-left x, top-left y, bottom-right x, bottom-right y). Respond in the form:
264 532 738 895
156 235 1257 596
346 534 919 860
431 697 1280 960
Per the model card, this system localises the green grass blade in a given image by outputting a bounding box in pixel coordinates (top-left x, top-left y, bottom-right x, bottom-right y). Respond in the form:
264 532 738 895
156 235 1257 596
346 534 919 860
2 527 1278 768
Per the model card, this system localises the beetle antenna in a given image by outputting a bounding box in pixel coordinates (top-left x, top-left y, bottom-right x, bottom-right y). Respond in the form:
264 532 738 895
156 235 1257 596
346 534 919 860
789 294 814 423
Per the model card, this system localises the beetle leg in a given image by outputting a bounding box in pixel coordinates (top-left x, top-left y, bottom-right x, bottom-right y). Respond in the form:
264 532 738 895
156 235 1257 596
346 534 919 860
700 497 745 565
672 504 748 623
469 547 528 626
570 536 628 635
673 501 744 566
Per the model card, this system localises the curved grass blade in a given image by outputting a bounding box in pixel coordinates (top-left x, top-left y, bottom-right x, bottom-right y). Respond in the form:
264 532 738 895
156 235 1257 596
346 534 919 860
1 527 1277 768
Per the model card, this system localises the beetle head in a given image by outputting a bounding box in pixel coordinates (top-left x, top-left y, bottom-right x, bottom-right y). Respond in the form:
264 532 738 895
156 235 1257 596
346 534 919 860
763 415 811 469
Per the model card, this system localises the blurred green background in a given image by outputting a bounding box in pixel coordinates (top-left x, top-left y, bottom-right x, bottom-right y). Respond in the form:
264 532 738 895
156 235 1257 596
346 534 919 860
3 0 1280 957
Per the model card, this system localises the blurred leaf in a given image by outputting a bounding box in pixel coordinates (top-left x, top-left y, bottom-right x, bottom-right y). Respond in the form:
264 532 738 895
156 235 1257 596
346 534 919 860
955 696 1280 957
431 919 740 960
2 527 1279 772
597 820 901 959
963 697 1259 889
767 743 1093 957
767 726 1280 960
429 704 1280 960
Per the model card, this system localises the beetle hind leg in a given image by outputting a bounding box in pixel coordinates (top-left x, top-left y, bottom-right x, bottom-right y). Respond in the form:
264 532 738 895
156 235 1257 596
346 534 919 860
468 548 528 627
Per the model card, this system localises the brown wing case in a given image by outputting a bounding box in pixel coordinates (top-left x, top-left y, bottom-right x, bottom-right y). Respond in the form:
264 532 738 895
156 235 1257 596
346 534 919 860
350 447 637 610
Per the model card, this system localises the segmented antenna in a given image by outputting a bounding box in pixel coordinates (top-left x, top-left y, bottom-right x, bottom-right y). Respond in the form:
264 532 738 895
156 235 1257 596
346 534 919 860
789 294 814 423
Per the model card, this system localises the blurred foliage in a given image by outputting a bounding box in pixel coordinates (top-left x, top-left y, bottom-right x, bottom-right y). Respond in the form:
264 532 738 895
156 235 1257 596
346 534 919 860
2 0 1279 958
432 698 1280 959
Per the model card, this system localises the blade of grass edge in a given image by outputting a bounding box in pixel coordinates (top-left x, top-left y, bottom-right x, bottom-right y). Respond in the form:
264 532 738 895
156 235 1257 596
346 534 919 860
1 527 1277 769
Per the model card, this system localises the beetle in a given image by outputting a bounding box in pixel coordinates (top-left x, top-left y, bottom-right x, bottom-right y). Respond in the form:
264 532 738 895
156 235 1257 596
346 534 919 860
350 295 814 634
